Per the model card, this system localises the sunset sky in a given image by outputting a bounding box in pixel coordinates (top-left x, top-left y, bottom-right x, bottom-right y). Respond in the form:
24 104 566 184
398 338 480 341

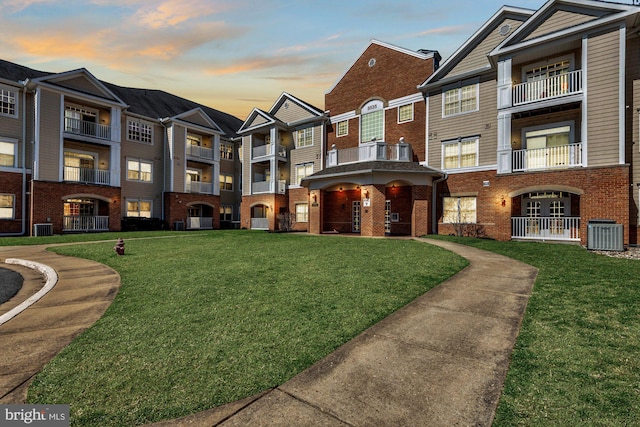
1 0 546 120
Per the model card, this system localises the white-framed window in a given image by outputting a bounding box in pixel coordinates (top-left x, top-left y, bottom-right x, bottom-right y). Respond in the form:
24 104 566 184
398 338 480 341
295 162 314 185
442 137 478 169
127 158 153 182
443 82 478 117
0 140 17 167
219 174 233 191
361 100 384 143
126 199 152 218
64 105 97 134
398 104 414 123
295 203 309 223
220 142 234 160
523 123 573 150
127 119 153 144
336 120 348 137
220 205 233 221
0 87 17 117
296 127 313 148
0 194 15 219
443 196 477 224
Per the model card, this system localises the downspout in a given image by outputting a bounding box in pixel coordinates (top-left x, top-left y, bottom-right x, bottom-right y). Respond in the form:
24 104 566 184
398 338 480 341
431 173 448 235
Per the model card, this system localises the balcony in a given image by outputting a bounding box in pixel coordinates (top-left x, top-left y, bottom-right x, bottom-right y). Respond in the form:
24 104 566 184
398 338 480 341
63 215 109 232
186 181 214 194
64 166 111 185
187 217 213 229
64 117 111 140
251 218 269 230
251 179 286 194
252 143 286 159
512 143 582 172
327 141 412 167
513 70 582 106
187 144 215 161
512 216 580 241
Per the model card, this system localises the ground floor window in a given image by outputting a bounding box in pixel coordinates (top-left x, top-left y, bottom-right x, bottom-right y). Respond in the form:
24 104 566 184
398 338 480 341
220 205 233 221
0 194 14 219
295 203 308 223
443 196 477 223
127 199 152 218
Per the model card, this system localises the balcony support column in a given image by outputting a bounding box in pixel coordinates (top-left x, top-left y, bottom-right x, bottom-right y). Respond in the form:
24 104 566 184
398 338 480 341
110 144 121 187
497 112 512 174
110 107 121 142
497 58 512 109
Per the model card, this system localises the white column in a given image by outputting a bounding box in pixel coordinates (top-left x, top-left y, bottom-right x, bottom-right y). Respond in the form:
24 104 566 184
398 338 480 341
111 107 121 142
497 112 512 174
497 58 512 109
110 144 121 187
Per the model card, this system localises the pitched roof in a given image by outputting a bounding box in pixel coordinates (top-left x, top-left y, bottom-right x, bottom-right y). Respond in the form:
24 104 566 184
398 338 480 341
302 161 442 183
0 58 242 137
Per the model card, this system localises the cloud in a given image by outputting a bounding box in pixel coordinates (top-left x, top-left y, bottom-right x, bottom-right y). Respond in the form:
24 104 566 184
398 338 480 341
132 0 233 29
206 54 310 76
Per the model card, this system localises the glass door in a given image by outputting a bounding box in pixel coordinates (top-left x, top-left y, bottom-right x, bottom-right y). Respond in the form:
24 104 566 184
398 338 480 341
352 201 361 233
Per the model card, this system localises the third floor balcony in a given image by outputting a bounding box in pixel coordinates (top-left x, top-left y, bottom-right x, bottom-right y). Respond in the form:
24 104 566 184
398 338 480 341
326 140 412 168
513 70 582 106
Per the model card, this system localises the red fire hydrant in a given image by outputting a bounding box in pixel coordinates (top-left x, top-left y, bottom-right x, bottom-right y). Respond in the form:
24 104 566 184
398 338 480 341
114 238 125 256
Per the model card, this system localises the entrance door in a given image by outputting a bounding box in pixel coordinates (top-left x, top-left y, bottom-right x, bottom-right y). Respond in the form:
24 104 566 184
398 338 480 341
352 201 361 233
523 192 570 238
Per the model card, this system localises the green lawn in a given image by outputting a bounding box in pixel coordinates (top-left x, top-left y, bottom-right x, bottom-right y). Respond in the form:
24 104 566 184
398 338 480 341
430 236 640 427
23 231 467 426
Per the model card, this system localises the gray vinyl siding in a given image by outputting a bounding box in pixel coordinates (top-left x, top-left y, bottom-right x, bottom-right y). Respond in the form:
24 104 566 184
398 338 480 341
250 115 269 127
181 112 211 128
172 124 187 191
524 10 600 42
586 29 620 166
56 76 110 99
274 102 312 123
37 89 62 181
448 19 525 78
290 145 321 185
427 79 497 169
241 135 252 196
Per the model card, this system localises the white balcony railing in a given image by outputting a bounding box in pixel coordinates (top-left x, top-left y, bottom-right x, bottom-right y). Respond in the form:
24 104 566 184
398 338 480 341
186 144 215 160
252 143 286 159
513 70 582 105
64 117 111 140
512 216 580 241
252 180 271 193
63 216 109 232
512 143 582 172
327 141 412 167
251 218 269 230
186 181 214 194
187 217 213 229
64 166 111 185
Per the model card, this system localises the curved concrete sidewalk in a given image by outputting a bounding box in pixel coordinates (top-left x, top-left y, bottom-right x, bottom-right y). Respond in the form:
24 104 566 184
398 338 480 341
0 245 121 403
150 238 538 426
0 238 537 425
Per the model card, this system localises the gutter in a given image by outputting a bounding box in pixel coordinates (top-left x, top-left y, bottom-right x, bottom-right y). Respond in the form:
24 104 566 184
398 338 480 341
431 173 448 235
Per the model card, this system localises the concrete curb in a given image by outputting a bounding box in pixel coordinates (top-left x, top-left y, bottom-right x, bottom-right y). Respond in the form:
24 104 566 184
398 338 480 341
0 259 58 326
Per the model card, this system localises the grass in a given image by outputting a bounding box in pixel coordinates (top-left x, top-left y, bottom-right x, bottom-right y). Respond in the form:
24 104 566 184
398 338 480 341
429 236 640 426
22 231 467 426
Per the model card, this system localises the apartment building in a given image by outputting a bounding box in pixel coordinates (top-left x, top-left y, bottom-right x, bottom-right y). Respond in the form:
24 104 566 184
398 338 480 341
0 60 242 236
237 93 327 232
302 40 442 236
420 0 640 246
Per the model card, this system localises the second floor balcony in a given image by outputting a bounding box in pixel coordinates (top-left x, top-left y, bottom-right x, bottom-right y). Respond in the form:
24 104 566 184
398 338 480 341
64 166 111 185
64 117 111 140
252 143 286 160
512 142 582 172
513 70 582 106
327 140 412 168
186 181 214 194
187 144 215 161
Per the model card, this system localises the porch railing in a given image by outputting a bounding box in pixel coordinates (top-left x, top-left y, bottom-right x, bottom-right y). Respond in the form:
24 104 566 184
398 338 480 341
251 218 269 230
252 180 271 193
186 144 215 160
512 216 580 241
63 216 109 232
252 143 286 159
64 117 111 140
187 217 213 229
513 69 582 105
512 143 582 172
186 181 214 194
326 141 412 167
64 166 111 185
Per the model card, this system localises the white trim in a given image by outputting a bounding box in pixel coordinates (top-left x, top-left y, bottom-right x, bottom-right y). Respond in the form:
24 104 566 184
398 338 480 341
521 121 575 149
126 117 154 145
0 137 19 169
441 136 480 170
29 80 126 108
336 119 349 137
521 53 575 82
619 24 626 165
125 198 153 218
387 93 424 108
0 193 16 219
0 84 19 119
424 94 429 165
126 157 154 183
441 80 480 118
397 103 414 124
582 35 588 167
330 110 356 124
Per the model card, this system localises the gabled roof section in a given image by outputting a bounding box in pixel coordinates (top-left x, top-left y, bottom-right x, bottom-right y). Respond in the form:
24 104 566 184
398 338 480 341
418 6 534 90
168 107 224 133
238 108 279 134
0 59 49 85
269 92 325 121
331 39 442 94
491 0 640 58
30 68 126 106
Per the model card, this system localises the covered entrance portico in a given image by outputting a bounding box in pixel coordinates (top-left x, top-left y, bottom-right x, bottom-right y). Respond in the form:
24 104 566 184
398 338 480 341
302 161 442 237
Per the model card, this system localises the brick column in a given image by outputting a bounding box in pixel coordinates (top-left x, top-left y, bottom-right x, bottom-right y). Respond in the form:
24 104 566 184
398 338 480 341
361 184 386 237
309 190 322 234
412 185 431 236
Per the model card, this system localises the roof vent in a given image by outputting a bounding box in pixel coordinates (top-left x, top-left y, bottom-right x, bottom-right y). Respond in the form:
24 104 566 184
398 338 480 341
499 24 511 36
